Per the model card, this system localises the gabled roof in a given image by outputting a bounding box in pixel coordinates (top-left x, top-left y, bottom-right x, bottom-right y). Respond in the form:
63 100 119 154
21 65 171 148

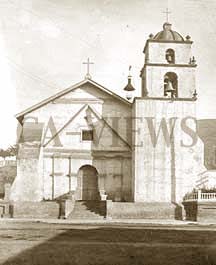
43 104 131 149
16 78 131 119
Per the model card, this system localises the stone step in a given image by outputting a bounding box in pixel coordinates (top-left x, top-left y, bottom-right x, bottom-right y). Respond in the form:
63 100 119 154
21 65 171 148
73 204 104 209
68 214 104 219
68 200 106 219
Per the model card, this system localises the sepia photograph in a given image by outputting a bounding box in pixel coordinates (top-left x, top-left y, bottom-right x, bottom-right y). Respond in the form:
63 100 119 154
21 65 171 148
0 0 216 264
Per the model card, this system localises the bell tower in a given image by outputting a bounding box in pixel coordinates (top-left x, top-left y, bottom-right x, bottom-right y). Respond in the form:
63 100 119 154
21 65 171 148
132 21 203 205
140 22 197 99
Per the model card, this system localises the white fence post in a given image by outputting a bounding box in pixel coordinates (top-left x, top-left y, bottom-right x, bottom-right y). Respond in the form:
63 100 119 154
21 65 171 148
198 189 201 201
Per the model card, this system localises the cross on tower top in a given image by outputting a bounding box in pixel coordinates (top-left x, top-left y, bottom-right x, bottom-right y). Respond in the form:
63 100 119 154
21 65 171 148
83 58 94 79
163 8 171 22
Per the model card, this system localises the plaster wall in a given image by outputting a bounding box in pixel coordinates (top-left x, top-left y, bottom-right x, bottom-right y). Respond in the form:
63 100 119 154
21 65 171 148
43 155 132 202
10 144 44 201
142 65 196 98
23 83 132 145
14 82 132 202
147 42 192 64
132 98 205 203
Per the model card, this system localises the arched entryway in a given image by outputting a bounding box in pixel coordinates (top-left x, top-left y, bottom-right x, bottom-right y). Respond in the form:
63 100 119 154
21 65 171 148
76 165 100 201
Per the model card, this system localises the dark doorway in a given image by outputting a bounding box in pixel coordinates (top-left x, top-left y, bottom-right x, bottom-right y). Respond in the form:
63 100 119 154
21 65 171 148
76 165 100 200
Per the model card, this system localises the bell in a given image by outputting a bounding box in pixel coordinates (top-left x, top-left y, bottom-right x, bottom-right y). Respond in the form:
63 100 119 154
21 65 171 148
124 66 135 101
126 92 132 101
165 80 175 92
167 55 172 63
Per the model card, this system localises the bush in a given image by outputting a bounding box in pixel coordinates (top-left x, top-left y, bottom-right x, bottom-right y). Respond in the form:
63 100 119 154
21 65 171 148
200 187 216 193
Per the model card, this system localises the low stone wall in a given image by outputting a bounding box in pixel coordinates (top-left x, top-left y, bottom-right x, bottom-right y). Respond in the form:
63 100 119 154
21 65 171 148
198 202 216 222
106 201 176 219
11 201 60 219
9 200 181 220
183 201 216 222
182 201 197 221
0 200 11 218
59 199 75 219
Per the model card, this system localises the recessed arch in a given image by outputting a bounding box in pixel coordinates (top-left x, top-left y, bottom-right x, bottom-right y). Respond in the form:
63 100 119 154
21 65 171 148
165 49 175 64
164 72 178 98
76 165 100 200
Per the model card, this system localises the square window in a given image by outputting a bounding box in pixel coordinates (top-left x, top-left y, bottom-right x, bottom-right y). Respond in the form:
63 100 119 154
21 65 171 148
82 130 93 141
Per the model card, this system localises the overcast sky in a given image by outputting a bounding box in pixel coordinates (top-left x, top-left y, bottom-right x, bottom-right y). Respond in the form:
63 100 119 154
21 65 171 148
0 0 215 147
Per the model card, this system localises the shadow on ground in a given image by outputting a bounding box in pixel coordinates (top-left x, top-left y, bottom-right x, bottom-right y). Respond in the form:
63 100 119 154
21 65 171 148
1 225 216 265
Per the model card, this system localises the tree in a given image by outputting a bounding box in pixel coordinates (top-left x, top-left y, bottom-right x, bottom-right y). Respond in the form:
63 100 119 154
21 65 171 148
0 144 18 160
0 149 10 160
6 145 18 156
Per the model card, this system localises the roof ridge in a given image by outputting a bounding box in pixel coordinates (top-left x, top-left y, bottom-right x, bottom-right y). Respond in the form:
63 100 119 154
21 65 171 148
16 79 131 119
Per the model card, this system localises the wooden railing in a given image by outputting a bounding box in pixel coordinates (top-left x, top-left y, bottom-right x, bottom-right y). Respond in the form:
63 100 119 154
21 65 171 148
184 190 216 202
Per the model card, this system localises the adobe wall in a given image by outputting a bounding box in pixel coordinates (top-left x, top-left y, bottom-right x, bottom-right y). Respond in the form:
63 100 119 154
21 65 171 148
13 82 132 202
23 83 132 145
106 201 175 219
144 65 196 98
42 153 132 202
147 42 192 64
132 98 205 203
10 144 44 202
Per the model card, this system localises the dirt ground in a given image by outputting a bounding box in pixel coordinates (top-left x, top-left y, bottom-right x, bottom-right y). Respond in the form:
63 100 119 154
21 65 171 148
0 221 216 265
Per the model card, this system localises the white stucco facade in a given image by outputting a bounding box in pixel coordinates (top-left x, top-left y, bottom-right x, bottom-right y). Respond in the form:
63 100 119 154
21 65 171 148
10 22 216 207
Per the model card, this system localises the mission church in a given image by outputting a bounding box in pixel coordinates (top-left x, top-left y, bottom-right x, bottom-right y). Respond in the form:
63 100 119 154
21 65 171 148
8 20 216 219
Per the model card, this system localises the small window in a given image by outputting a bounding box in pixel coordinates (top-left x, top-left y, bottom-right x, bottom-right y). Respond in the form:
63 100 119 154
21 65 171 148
82 130 93 141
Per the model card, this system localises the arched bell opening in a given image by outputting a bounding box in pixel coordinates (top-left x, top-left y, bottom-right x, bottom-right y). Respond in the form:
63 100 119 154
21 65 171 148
165 49 175 64
164 72 178 98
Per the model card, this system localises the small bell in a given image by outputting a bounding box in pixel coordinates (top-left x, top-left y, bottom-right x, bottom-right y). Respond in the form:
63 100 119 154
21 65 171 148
165 80 175 92
123 66 135 101
164 79 176 98
167 55 172 63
